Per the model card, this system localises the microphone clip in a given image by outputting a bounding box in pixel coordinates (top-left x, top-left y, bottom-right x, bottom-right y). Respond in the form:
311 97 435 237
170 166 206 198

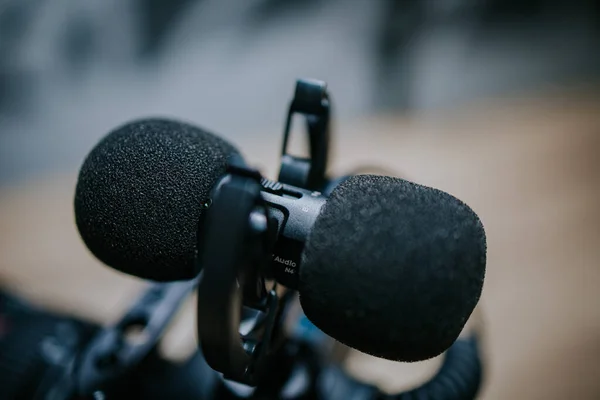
278 79 330 191
196 163 285 386
195 80 332 385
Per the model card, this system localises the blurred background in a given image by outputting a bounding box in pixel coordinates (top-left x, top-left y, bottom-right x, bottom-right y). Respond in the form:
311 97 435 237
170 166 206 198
1 1 599 399
1 0 598 184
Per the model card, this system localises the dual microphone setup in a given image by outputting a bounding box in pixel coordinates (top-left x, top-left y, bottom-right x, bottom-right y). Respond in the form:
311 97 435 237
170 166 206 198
71 79 487 399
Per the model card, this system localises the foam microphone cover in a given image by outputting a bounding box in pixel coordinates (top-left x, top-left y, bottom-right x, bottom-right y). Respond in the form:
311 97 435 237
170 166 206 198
74 118 239 281
299 175 486 362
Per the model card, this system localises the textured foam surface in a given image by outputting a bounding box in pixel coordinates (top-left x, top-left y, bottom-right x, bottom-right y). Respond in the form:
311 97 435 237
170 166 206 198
74 119 238 281
299 175 486 362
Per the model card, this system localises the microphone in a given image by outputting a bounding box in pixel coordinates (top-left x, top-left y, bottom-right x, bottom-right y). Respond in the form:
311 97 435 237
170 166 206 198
74 118 486 363
299 174 486 362
74 119 239 281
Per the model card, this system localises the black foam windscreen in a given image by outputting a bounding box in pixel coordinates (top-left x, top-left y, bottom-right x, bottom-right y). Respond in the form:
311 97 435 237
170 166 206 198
299 175 486 362
74 118 239 281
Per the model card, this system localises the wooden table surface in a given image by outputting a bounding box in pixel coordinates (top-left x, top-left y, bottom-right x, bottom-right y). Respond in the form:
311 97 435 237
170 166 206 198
1 86 599 399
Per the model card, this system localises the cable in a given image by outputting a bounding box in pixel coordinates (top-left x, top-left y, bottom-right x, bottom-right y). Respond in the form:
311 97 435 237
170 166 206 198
379 335 483 400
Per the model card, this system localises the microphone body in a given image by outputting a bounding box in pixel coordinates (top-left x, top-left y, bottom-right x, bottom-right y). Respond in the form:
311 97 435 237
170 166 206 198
259 180 326 288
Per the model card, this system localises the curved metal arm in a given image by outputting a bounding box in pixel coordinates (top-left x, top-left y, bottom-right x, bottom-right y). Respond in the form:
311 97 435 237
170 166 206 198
196 164 283 386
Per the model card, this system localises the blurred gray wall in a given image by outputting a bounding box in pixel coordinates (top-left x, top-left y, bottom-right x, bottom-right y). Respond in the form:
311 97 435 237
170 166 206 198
1 0 598 185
